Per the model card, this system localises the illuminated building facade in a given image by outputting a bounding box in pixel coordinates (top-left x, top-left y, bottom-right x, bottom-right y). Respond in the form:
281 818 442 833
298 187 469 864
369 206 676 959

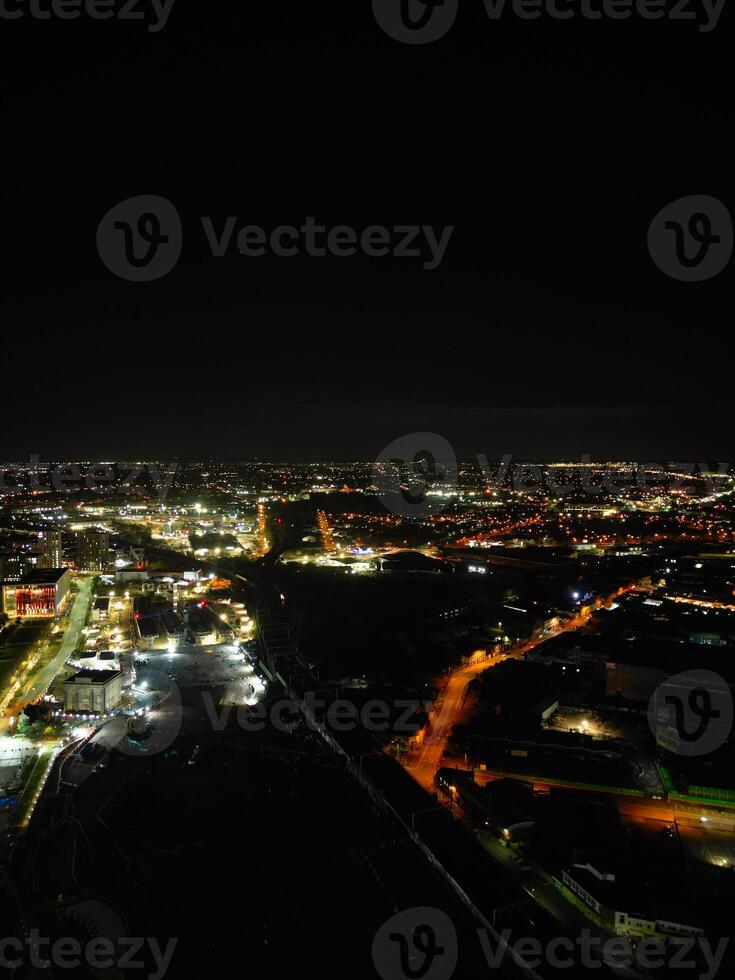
63 669 122 713
37 529 63 568
2 567 71 619
76 529 110 572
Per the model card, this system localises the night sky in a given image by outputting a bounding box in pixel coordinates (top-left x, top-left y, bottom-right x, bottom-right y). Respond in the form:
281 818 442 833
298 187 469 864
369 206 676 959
1 2 731 461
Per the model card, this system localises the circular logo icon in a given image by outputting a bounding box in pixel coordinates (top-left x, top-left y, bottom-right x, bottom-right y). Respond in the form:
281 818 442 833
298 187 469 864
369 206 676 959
648 670 732 757
647 195 732 282
117 669 182 757
97 194 182 282
373 433 457 518
372 907 458 980
372 0 458 44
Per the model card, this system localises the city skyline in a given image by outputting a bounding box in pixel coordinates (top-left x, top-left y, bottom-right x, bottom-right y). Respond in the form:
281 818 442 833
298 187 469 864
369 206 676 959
1 3 733 979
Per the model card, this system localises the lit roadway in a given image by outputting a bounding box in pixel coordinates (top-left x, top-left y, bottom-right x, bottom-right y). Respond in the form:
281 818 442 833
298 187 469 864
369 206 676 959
23 577 94 702
407 581 735 839
413 655 503 781
408 586 633 791
399 581 735 943
473 771 735 834
0 577 94 735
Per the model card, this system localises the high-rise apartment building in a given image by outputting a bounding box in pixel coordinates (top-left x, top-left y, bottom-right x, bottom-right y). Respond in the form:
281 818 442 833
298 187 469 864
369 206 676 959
0 553 33 582
37 529 63 569
76 530 110 572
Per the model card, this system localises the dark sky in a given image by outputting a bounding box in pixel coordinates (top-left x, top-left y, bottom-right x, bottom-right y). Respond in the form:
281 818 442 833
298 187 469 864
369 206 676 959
1 2 731 461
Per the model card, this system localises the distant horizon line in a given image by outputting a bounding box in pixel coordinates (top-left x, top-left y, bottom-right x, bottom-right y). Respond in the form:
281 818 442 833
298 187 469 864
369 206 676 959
1 457 732 468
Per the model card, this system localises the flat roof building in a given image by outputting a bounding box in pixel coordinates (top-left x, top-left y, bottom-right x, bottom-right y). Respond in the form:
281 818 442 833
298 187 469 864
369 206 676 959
93 596 111 622
187 606 226 646
63 669 122 713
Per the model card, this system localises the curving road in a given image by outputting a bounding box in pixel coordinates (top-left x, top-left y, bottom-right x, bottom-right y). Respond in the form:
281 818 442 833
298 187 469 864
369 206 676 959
408 586 633 790
1 578 94 735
